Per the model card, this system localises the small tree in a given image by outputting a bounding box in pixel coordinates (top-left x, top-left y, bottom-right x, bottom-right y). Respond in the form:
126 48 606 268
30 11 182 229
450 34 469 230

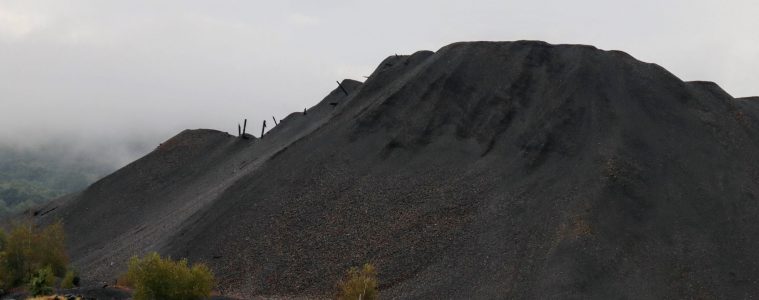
0 230 8 289
337 263 378 300
60 270 77 289
125 252 214 300
28 266 55 296
0 221 68 290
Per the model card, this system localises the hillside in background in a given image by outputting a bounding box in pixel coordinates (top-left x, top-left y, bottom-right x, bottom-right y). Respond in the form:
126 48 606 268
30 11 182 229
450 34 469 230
0 146 115 217
34 41 759 299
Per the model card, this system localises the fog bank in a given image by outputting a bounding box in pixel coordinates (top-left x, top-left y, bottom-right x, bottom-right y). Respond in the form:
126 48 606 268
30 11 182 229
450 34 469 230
1 0 757 168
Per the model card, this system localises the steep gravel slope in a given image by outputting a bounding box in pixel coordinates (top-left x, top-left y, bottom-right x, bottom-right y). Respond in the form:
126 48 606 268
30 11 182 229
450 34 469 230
39 41 759 299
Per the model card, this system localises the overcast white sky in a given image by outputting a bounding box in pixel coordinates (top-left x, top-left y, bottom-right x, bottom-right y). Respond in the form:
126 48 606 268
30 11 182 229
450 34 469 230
1 0 757 166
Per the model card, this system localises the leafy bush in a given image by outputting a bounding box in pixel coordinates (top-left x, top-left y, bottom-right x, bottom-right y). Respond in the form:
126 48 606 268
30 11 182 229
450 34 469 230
60 270 77 289
28 266 55 296
27 296 82 300
125 252 214 300
0 221 68 290
0 230 8 289
336 263 378 300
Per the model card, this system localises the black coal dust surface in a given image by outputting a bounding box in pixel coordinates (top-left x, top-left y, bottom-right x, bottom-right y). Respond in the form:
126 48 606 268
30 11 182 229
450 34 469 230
35 41 759 299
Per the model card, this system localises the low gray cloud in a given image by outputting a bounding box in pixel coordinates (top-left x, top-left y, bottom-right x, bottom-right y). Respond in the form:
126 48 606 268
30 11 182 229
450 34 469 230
1 0 757 166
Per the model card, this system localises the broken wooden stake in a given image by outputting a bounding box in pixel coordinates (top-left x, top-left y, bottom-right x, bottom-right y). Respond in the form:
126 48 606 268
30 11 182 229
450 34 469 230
272 116 278 126
336 80 348 96
242 119 247 136
261 120 267 138
38 206 57 216
238 124 241 137
303 108 307 115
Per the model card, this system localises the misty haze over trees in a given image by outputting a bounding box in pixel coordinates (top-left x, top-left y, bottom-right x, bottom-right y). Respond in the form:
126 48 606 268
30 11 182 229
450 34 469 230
0 141 151 217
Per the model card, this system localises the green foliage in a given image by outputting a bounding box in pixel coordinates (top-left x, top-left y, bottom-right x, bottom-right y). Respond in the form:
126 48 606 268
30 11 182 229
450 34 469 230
0 181 56 217
336 263 378 300
0 229 6 250
125 252 214 300
0 221 69 290
0 230 8 289
60 270 77 289
0 146 113 217
28 266 55 296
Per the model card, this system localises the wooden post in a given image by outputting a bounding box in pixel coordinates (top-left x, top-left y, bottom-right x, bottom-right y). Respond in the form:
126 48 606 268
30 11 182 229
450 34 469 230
336 81 348 96
303 108 307 115
272 116 278 126
261 120 267 138
238 124 241 137
243 119 247 136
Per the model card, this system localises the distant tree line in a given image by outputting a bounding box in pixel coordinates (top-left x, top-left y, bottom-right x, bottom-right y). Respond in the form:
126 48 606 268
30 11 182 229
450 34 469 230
0 146 114 217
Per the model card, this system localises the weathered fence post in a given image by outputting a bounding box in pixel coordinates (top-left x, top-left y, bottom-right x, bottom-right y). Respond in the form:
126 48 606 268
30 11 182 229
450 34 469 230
336 81 349 96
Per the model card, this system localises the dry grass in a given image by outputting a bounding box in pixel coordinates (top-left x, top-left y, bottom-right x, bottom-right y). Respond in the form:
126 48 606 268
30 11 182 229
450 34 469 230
336 263 378 300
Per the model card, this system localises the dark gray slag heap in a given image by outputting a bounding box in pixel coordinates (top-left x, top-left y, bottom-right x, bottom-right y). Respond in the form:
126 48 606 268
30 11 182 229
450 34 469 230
37 41 759 299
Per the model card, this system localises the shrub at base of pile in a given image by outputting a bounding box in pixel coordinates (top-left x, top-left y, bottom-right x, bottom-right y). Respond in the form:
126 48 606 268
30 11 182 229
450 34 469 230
28 266 55 296
336 263 378 300
60 270 77 289
124 252 214 300
0 221 69 293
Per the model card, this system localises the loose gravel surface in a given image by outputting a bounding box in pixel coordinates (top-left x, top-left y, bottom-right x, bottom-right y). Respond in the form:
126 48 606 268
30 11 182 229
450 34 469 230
36 41 759 299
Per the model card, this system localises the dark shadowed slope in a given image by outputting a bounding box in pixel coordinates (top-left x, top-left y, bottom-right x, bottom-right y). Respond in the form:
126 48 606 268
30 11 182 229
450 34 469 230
38 41 759 299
